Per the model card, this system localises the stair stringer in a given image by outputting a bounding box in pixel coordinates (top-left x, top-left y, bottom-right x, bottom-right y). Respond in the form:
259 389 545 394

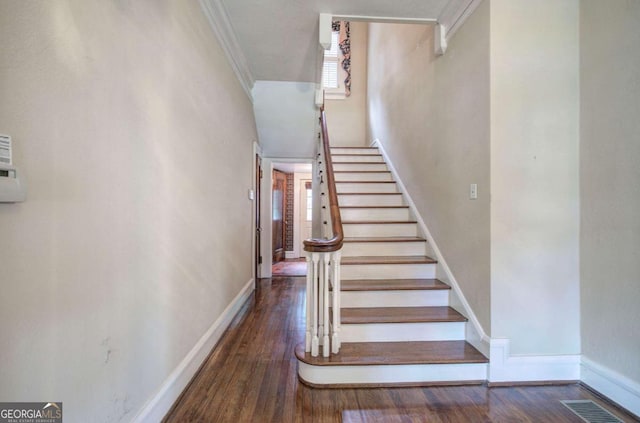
371 139 490 358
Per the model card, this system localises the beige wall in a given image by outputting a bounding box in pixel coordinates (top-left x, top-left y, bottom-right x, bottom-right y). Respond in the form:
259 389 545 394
367 1 491 333
0 1 256 421
490 0 580 355
580 0 640 382
325 22 368 147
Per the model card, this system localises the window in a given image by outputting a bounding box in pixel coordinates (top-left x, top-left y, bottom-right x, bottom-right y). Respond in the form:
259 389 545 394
322 31 340 90
305 183 313 221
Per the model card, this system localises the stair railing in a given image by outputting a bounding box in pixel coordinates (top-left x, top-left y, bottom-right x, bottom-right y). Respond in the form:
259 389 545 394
303 106 343 357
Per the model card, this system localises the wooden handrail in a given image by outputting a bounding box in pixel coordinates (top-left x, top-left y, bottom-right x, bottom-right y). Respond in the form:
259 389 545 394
303 107 343 252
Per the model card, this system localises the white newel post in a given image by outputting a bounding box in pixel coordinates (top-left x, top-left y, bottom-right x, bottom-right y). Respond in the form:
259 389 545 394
310 253 319 357
331 250 341 354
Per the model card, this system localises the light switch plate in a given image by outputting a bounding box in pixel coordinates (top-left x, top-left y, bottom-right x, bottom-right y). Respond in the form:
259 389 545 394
470 184 477 200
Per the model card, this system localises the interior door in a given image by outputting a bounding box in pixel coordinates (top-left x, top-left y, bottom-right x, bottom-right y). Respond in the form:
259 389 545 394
272 169 287 263
255 154 262 284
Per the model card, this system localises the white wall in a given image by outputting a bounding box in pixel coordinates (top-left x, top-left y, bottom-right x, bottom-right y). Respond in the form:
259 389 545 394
490 0 580 355
324 22 368 147
580 0 640 383
0 1 256 421
367 3 491 333
252 81 318 158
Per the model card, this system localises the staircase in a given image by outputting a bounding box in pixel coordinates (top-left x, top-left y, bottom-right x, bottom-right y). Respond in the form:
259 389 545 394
295 146 488 387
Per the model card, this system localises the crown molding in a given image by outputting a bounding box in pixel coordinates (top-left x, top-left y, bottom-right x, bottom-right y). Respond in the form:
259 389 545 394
438 0 484 42
199 0 254 101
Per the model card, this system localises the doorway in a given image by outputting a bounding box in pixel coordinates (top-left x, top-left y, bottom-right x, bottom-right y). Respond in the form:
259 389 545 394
268 162 313 277
272 169 287 263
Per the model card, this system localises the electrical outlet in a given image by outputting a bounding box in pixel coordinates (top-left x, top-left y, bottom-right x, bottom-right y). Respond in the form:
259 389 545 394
470 184 478 200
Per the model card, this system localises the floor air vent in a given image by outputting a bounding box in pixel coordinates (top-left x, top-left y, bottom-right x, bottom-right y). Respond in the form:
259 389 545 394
561 400 622 423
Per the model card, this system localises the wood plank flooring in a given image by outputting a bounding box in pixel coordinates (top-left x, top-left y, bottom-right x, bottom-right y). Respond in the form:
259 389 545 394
164 277 639 423
341 306 467 324
341 255 437 265
340 278 450 291
295 341 488 366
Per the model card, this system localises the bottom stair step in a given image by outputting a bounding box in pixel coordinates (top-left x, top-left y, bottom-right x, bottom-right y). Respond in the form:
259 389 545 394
295 341 488 387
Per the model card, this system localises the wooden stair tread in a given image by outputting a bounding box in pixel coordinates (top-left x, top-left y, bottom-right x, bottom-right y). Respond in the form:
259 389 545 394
332 154 383 157
341 279 450 291
340 205 409 209
331 146 379 149
338 192 401 195
295 341 487 366
341 255 436 265
343 236 426 243
333 161 386 165
334 171 391 173
341 306 466 324
336 180 395 183
342 220 417 224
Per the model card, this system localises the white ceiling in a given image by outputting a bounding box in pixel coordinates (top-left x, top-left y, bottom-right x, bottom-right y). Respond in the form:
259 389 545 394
205 0 479 160
221 0 458 83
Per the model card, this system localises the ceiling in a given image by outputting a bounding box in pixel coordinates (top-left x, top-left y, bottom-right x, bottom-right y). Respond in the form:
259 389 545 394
220 0 458 83
204 0 478 159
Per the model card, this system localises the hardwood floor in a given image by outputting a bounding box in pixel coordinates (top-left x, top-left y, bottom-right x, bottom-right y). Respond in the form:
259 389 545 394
164 277 638 423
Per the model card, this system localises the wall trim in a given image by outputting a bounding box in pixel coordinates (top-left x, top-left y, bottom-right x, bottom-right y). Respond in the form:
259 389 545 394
331 14 437 25
437 0 484 42
199 0 254 100
132 278 255 422
581 356 640 417
371 139 490 357
488 338 580 383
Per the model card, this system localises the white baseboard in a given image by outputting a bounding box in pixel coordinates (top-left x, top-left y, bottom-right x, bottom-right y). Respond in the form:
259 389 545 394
581 356 640 417
132 278 255 422
488 338 580 383
371 139 490 357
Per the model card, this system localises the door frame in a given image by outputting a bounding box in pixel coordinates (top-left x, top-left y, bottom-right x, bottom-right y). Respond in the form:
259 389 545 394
254 153 262 287
294 174 313 258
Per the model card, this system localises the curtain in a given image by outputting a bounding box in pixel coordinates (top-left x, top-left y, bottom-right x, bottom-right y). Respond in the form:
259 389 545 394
332 21 351 96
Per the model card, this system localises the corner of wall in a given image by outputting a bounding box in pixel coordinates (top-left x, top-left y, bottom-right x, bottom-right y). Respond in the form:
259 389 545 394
581 356 640 418
488 338 580 384
132 279 255 422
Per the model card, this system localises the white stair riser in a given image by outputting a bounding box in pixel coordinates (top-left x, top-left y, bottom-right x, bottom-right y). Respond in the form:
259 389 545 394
338 194 404 206
336 183 397 193
341 263 436 280
337 289 449 308
298 362 488 386
334 172 393 182
343 223 418 237
333 163 388 172
340 208 411 221
341 241 427 257
340 322 465 342
332 155 385 163
331 148 379 155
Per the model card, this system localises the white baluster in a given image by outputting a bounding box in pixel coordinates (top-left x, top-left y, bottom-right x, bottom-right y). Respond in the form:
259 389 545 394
305 254 313 353
331 250 341 354
318 253 324 347
322 252 331 357
311 252 319 357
